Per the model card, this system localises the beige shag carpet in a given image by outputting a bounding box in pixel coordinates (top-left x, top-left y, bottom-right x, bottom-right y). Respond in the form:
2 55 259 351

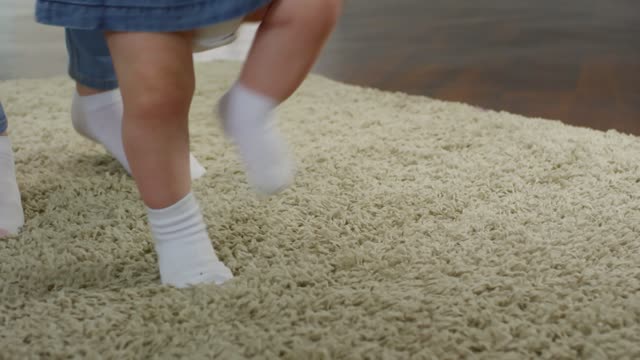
1 61 639 359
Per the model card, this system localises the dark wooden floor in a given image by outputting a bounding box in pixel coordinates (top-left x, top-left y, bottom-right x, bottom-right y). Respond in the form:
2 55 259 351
314 0 640 135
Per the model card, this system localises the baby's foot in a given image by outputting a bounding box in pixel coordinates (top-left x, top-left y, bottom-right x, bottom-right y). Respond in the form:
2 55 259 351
217 83 295 195
148 192 233 288
71 90 206 180
0 136 24 236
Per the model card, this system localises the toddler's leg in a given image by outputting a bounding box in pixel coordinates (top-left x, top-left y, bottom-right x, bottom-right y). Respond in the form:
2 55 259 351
0 104 24 237
218 0 342 194
65 29 206 180
105 31 232 287
242 0 342 100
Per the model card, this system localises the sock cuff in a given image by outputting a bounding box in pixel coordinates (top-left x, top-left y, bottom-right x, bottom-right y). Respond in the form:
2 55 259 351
147 191 197 217
232 82 278 113
147 192 206 241
74 89 122 112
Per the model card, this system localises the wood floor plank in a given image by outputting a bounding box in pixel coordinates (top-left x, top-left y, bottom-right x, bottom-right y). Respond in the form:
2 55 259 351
315 0 640 134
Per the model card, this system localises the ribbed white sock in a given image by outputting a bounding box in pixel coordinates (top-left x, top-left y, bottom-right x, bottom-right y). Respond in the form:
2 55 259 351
0 136 24 236
217 83 295 194
147 192 233 288
71 90 206 180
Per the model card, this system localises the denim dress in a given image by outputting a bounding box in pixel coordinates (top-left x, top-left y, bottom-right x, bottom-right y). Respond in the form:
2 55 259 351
36 0 272 31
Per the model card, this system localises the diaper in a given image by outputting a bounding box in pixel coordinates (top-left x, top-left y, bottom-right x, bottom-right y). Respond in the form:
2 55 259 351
192 17 244 52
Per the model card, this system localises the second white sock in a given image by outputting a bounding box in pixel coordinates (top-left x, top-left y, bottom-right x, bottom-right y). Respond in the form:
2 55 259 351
217 83 295 195
147 192 233 288
71 90 207 180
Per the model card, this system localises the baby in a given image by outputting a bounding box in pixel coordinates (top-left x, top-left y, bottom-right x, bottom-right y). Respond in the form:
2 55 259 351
35 0 342 288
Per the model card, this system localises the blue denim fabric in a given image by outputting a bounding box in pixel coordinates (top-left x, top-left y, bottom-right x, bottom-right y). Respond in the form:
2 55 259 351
36 0 271 32
0 103 7 133
66 29 119 91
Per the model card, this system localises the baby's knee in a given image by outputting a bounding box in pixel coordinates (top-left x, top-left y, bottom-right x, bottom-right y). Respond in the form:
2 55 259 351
302 0 342 33
126 73 194 122
270 0 342 35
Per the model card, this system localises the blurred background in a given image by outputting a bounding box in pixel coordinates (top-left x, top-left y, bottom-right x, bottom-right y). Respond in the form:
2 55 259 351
2 0 639 134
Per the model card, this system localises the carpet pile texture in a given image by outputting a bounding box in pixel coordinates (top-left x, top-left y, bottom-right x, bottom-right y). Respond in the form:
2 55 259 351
1 61 639 359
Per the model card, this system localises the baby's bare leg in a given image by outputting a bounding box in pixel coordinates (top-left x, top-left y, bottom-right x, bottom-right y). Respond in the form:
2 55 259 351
105 31 194 209
218 0 342 194
242 0 342 100
105 31 232 287
65 29 206 180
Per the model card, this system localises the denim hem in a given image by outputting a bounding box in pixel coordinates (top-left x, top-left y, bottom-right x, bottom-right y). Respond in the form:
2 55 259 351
36 0 271 32
68 70 119 91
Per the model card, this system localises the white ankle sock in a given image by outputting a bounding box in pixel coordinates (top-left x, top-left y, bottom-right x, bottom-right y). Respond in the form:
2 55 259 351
217 83 295 194
147 192 233 288
0 136 24 236
71 90 206 180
